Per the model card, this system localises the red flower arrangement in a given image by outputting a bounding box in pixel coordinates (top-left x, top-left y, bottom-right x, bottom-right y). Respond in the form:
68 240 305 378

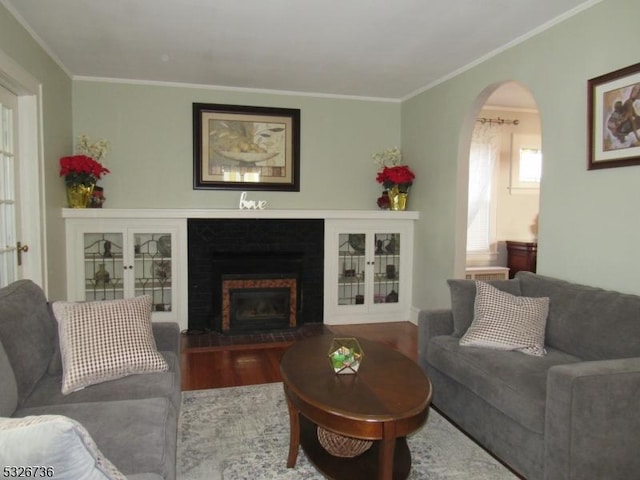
376 165 415 192
59 155 110 187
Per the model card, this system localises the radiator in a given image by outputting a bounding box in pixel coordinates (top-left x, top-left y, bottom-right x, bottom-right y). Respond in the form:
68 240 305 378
465 267 509 281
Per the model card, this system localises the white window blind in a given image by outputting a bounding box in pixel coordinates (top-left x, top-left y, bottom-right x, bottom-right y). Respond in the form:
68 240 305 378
467 124 500 253
466 186 491 252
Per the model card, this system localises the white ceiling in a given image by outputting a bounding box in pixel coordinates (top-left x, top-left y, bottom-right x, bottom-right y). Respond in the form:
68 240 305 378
2 0 595 102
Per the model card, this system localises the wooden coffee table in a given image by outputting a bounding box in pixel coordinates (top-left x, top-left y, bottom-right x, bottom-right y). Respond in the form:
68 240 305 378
280 335 432 480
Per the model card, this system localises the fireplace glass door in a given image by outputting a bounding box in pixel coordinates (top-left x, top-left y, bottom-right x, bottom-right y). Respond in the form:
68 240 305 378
221 274 297 333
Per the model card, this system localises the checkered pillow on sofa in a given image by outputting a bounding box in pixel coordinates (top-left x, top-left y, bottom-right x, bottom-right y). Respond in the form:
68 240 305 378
459 281 549 356
53 295 168 394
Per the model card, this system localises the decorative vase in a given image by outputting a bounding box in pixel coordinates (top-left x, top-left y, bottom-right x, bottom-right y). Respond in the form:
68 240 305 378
388 186 408 211
376 191 390 210
89 185 105 208
66 183 95 208
94 264 110 286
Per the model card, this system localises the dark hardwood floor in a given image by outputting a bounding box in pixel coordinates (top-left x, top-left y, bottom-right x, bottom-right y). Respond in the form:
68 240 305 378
180 322 418 390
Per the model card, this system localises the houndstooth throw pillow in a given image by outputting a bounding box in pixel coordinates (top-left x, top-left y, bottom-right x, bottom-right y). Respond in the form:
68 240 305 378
459 281 549 356
53 295 168 394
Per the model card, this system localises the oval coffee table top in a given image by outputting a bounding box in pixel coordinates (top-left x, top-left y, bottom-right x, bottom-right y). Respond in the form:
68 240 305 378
280 335 432 424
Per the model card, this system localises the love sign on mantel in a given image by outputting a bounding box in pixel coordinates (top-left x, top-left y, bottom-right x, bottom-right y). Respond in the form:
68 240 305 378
238 191 268 210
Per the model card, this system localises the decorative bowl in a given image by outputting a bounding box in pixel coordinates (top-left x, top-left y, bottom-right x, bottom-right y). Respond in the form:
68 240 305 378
348 234 365 254
157 235 171 257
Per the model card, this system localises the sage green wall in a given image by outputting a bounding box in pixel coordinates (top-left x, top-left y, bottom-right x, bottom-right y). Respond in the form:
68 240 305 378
72 81 400 209
0 3 72 300
403 0 640 310
7 0 636 312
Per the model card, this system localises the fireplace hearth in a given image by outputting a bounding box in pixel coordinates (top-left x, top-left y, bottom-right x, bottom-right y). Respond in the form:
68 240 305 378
188 219 324 333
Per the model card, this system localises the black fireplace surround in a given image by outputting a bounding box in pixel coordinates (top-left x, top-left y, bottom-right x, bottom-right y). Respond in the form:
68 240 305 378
187 218 324 333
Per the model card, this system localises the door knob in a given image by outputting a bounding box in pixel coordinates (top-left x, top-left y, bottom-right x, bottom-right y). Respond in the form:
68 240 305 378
16 241 29 266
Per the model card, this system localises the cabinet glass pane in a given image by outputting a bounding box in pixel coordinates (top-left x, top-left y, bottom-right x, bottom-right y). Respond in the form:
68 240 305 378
337 233 366 305
134 233 172 312
373 233 400 304
84 233 124 301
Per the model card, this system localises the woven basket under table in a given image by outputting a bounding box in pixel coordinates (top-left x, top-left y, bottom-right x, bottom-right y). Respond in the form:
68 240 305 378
317 426 373 458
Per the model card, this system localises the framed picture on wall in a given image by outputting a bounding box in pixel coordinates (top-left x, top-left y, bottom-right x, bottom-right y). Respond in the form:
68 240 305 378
193 103 300 191
588 62 640 170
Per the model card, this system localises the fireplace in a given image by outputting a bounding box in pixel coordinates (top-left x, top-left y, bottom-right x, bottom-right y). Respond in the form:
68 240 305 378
187 219 324 333
222 274 297 333
213 251 302 333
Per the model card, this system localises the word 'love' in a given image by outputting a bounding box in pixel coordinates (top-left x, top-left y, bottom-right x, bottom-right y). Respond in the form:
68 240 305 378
239 191 267 210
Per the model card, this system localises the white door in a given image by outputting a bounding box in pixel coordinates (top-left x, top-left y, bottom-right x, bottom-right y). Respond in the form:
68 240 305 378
0 49 45 291
0 84 21 288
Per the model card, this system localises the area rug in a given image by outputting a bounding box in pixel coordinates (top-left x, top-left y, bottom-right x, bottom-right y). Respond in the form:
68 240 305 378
177 382 517 479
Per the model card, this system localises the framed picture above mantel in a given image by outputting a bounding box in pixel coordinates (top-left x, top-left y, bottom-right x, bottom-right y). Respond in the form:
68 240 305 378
193 103 300 191
587 62 640 170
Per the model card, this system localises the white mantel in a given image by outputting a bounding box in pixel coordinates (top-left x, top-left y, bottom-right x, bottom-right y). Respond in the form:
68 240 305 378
61 208 420 220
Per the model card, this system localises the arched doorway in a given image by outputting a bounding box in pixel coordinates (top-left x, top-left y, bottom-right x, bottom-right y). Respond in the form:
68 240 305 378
455 81 541 279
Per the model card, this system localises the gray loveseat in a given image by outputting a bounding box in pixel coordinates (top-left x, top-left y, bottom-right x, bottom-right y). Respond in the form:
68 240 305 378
0 280 181 479
418 271 640 480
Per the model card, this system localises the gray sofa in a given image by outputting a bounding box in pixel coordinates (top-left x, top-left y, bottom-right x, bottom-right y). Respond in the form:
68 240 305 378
418 271 640 480
0 280 181 480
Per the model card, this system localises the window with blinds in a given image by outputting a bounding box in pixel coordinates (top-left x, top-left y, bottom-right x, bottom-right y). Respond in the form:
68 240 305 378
467 126 499 254
466 190 491 252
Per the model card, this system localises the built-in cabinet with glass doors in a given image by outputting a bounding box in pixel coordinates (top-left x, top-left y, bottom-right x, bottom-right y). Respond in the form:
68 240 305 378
63 217 186 322
324 219 414 324
63 211 416 329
